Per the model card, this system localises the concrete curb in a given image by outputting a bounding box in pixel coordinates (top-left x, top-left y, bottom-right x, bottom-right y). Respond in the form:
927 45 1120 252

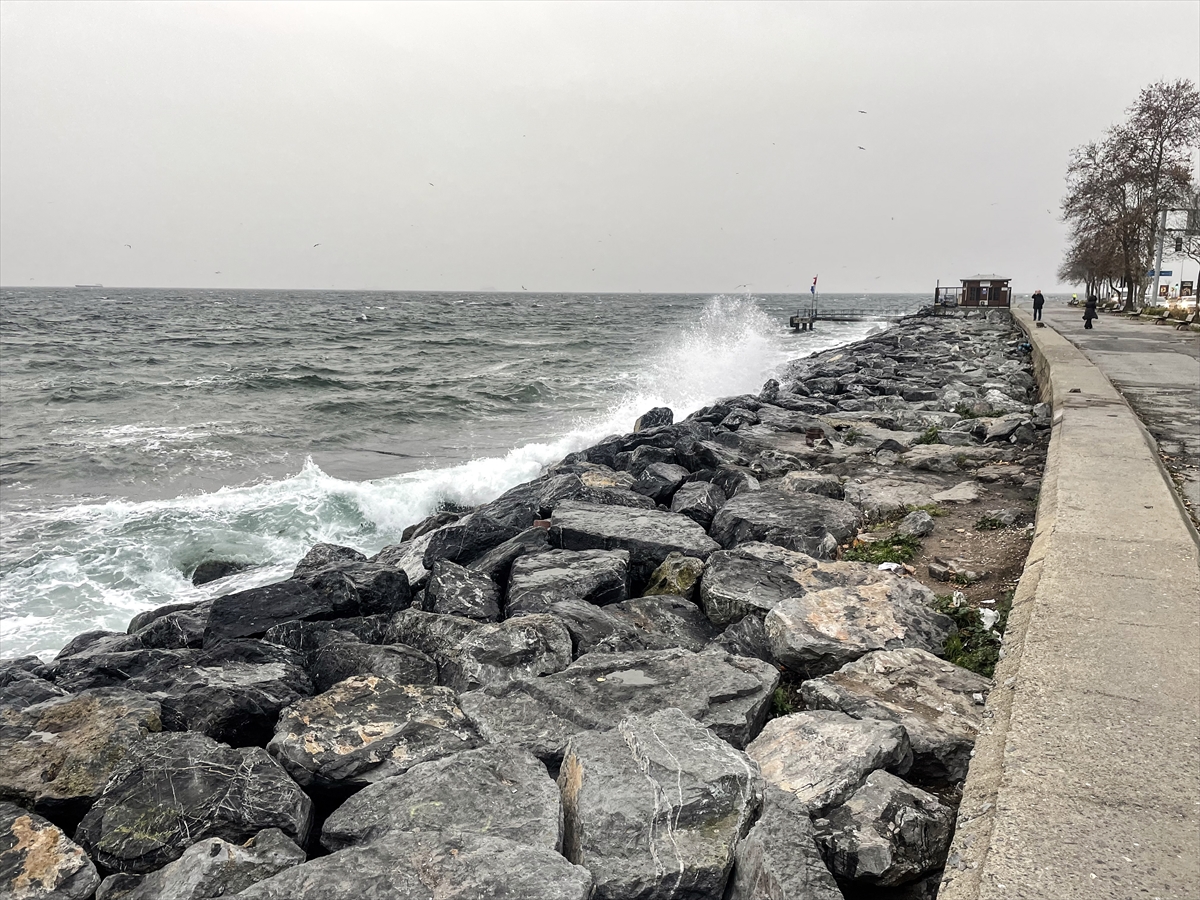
939 308 1200 899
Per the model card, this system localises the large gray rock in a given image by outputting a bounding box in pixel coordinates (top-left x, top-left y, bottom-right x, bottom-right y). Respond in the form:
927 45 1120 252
234 831 594 900
321 745 562 852
746 710 912 815
699 543 818 627
842 476 946 524
94 828 305 900
307 637 438 694
814 770 953 886
267 676 481 790
777 471 845 499
764 579 956 678
800 648 990 785
640 552 705 602
0 657 68 712
76 732 312 875
506 549 630 615
421 513 523 568
466 525 551 584
669 480 726 529
897 509 935 538
438 614 574 693
203 581 350 646
549 501 719 590
709 489 860 559
0 802 99 900
291 545 413 616
630 461 690 504
130 601 213 650
726 787 844 900
460 648 778 761
559 708 763 900
424 559 500 621
0 690 161 826
370 531 435 591
607 595 716 651
383 607 484 660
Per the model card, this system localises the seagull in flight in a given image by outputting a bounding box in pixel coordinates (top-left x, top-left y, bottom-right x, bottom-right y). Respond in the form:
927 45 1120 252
124 244 132 249
313 243 321 247
858 146 866 150
521 285 527 290
858 109 867 114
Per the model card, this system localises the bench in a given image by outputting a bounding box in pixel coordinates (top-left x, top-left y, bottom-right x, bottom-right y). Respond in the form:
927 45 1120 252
1176 311 1199 330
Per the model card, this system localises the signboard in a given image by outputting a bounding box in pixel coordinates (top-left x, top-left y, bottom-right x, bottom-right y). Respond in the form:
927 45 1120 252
1182 281 1194 298
1159 284 1169 298
1147 270 1174 277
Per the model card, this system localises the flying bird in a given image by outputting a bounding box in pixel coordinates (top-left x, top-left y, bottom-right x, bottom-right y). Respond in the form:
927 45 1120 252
858 110 867 114
124 244 132 249
858 146 866 150
429 183 435 186
522 285 527 290
313 243 321 247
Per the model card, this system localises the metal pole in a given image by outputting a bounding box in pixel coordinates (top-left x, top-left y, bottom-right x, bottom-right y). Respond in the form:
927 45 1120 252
1150 208 1167 306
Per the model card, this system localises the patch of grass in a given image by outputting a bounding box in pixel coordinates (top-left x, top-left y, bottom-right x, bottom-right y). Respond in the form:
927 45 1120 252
770 686 793 718
954 403 986 419
906 503 946 517
842 428 861 446
954 453 971 469
932 592 1013 678
843 533 922 564
912 425 942 445
975 516 1007 531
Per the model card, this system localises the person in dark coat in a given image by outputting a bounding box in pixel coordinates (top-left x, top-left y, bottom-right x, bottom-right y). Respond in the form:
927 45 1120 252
1032 289 1045 321
1084 295 1099 329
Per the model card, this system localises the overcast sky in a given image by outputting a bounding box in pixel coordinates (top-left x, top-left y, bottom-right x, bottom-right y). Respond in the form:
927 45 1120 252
2 1 1197 293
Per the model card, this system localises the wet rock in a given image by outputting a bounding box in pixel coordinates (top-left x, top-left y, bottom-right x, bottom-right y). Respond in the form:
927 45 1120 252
267 676 481 790
621 444 679 476
95 828 305 900
725 787 847 900
842 476 946 524
0 690 161 829
400 509 461 542
982 388 1028 414
262 615 387 653
559 708 763 900
607 595 716 651
897 509 935 538
190 560 252 586
292 543 367 577
421 513 525 570
765 578 956 678
438 614 574 693
235 831 594 900
203 581 352 646
931 481 982 504
699 542 817 627
369 531 434 591
549 501 720 590
640 551 704 601
814 770 953 886
76 731 312 875
506 549 630 615
709 489 860 559
669 480 726 528
321 745 562 852
424 559 500 621
983 414 1029 443
630 461 690 504
123 640 311 746
460 648 777 761
0 658 67 712
746 710 912 815
633 406 674 432
778 471 845 499
307 637 437 694
131 602 213 650
712 614 774 663
0 801 99 900
466 525 551 584
801 648 990 785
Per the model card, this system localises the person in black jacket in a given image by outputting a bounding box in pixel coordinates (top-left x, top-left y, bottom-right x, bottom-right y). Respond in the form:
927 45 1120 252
1032 289 1045 321
1084 295 1099 329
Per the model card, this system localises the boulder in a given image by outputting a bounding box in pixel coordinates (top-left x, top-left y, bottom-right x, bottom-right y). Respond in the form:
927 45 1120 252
607 595 716 651
747 710 912 816
633 406 674 432
267 676 481 790
709 489 860 559
123 641 311 746
699 543 818 627
814 770 953 886
307 637 438 694
842 476 946 524
630 461 690 504
559 708 763 900
800 648 990 785
465 525 550 584
94 828 305 900
764 579 956 678
712 614 774 663
0 801 100 900
421 513 523 568
369 531 435 591
778 471 845 499
190 560 251 586
460 648 778 762
931 481 982 504
725 787 844 900
234 832 594 900
291 543 367 577
506 549 630 615
669 480 726 528
438 614 574 693
640 552 704 601
424 559 500 621
203 581 352 646
400 509 461 542
897 509 935 538
75 731 312 875
262 615 387 653
0 690 161 828
383 607 485 660
0 658 67 712
321 745 562 852
550 502 720 591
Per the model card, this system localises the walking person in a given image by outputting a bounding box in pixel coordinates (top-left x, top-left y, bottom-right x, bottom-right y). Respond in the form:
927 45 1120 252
1084 295 1098 329
1032 289 1045 321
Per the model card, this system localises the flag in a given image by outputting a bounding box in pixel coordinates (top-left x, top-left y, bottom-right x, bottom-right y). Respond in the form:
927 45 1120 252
810 275 818 295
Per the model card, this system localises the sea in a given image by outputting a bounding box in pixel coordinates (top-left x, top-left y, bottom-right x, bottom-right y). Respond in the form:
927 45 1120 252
0 287 926 659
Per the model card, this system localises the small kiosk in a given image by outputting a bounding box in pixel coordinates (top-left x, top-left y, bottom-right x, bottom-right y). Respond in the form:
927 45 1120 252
935 275 1012 310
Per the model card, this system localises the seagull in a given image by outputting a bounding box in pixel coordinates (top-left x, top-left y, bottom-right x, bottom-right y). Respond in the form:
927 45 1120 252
521 285 527 290
858 146 866 150
429 183 435 186
858 110 867 114
313 243 321 247
124 244 132 249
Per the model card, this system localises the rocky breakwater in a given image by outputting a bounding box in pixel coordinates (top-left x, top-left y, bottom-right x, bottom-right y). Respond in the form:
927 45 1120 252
0 310 1049 900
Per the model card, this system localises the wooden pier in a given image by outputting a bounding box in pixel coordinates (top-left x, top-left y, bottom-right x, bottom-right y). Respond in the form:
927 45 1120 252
789 306 908 331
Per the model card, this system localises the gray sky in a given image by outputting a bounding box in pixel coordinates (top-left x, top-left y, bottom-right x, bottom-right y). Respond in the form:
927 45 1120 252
2 1 1198 293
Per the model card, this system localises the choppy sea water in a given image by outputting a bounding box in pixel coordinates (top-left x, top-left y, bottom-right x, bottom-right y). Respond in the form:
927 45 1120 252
0 288 925 658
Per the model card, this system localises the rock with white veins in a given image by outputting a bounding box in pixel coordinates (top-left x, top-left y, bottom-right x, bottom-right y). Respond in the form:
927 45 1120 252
764 578 956 678
709 489 861 559
813 770 953 886
699 542 818 627
746 710 912 815
800 647 990 785
558 708 763 900
0 802 100 900
505 549 630 615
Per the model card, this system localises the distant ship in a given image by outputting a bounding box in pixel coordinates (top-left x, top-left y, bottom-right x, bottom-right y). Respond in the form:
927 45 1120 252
75 283 104 288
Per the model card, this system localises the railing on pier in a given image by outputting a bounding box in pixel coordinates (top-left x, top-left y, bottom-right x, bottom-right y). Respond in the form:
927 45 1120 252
789 305 908 331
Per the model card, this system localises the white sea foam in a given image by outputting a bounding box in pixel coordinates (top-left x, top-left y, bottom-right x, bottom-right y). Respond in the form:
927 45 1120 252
0 294 882 659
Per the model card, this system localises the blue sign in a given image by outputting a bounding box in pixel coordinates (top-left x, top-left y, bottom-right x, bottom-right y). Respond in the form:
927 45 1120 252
1147 270 1174 277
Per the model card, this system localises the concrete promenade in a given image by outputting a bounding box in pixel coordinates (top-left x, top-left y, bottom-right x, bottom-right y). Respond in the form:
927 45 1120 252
940 306 1200 899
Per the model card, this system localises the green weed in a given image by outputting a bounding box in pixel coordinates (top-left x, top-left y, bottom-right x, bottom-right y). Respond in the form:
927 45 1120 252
912 426 942 445
843 533 922 564
974 516 1007 531
932 591 1013 678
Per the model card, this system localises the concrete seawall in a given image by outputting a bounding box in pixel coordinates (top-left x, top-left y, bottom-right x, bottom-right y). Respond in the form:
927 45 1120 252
940 308 1200 899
